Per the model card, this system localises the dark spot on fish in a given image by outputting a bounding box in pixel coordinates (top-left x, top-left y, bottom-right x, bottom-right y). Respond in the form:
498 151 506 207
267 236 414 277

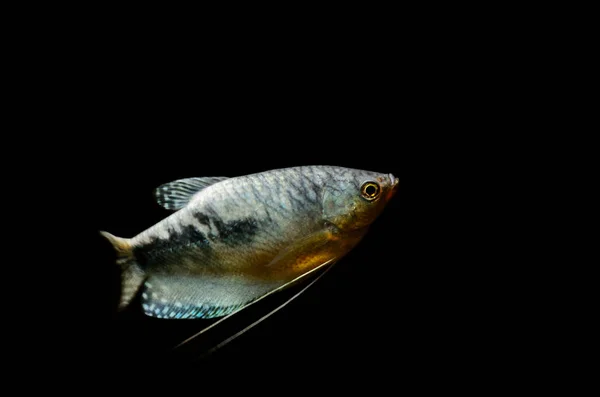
179 225 210 247
134 225 211 269
195 209 260 246
193 212 211 228
212 217 260 246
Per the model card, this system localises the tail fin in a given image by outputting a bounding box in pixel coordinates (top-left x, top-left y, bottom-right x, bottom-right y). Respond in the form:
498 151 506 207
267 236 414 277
100 231 145 310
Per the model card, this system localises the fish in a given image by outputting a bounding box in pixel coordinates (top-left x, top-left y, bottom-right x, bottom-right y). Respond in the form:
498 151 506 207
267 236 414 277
101 165 398 322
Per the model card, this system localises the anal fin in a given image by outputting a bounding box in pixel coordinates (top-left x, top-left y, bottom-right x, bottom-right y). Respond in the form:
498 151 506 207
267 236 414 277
141 274 280 319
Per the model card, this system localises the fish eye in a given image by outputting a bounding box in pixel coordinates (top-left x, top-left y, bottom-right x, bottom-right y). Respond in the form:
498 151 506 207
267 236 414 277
361 182 380 200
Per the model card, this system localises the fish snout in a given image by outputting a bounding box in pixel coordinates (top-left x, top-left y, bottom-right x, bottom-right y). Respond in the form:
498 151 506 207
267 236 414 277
389 173 399 189
386 173 399 200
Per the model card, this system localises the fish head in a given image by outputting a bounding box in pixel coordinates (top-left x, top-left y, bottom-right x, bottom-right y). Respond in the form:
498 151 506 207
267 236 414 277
322 168 399 231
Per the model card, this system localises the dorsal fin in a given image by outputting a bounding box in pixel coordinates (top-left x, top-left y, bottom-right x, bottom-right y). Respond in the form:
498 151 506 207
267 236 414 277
154 176 229 210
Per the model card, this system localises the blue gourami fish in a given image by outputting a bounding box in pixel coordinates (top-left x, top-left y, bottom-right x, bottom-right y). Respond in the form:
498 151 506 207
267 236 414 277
101 165 398 320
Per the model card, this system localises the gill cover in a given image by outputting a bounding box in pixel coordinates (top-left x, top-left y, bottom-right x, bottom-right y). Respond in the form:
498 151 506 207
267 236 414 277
322 187 359 231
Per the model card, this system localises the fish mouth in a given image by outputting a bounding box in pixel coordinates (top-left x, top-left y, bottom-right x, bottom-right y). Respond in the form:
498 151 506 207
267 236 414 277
386 173 399 200
389 173 399 188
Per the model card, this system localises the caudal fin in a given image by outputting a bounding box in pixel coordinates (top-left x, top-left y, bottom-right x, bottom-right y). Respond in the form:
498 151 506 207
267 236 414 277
100 231 145 310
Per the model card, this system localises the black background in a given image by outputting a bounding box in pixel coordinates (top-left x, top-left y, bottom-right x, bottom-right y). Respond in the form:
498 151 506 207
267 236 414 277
6 3 573 388
73 105 497 376
44 24 529 384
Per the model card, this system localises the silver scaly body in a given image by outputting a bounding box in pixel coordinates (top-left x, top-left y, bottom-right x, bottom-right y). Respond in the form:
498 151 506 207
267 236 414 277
101 165 398 319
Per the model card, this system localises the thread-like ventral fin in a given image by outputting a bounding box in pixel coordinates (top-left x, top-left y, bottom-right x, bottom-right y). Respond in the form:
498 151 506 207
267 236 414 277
154 176 229 210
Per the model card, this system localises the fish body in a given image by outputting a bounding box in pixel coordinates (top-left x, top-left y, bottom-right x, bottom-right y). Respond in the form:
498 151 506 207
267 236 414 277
102 165 398 320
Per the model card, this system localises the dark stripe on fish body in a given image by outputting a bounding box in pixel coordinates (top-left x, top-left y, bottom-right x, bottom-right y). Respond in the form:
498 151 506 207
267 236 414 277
178 225 210 247
212 217 260 246
307 175 321 204
304 166 321 192
318 167 334 183
134 225 211 268
192 211 212 230
297 174 315 205
193 209 260 246
287 188 307 212
247 177 263 206
271 172 309 215
276 175 301 215
251 174 287 220
286 176 311 211
194 207 226 240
